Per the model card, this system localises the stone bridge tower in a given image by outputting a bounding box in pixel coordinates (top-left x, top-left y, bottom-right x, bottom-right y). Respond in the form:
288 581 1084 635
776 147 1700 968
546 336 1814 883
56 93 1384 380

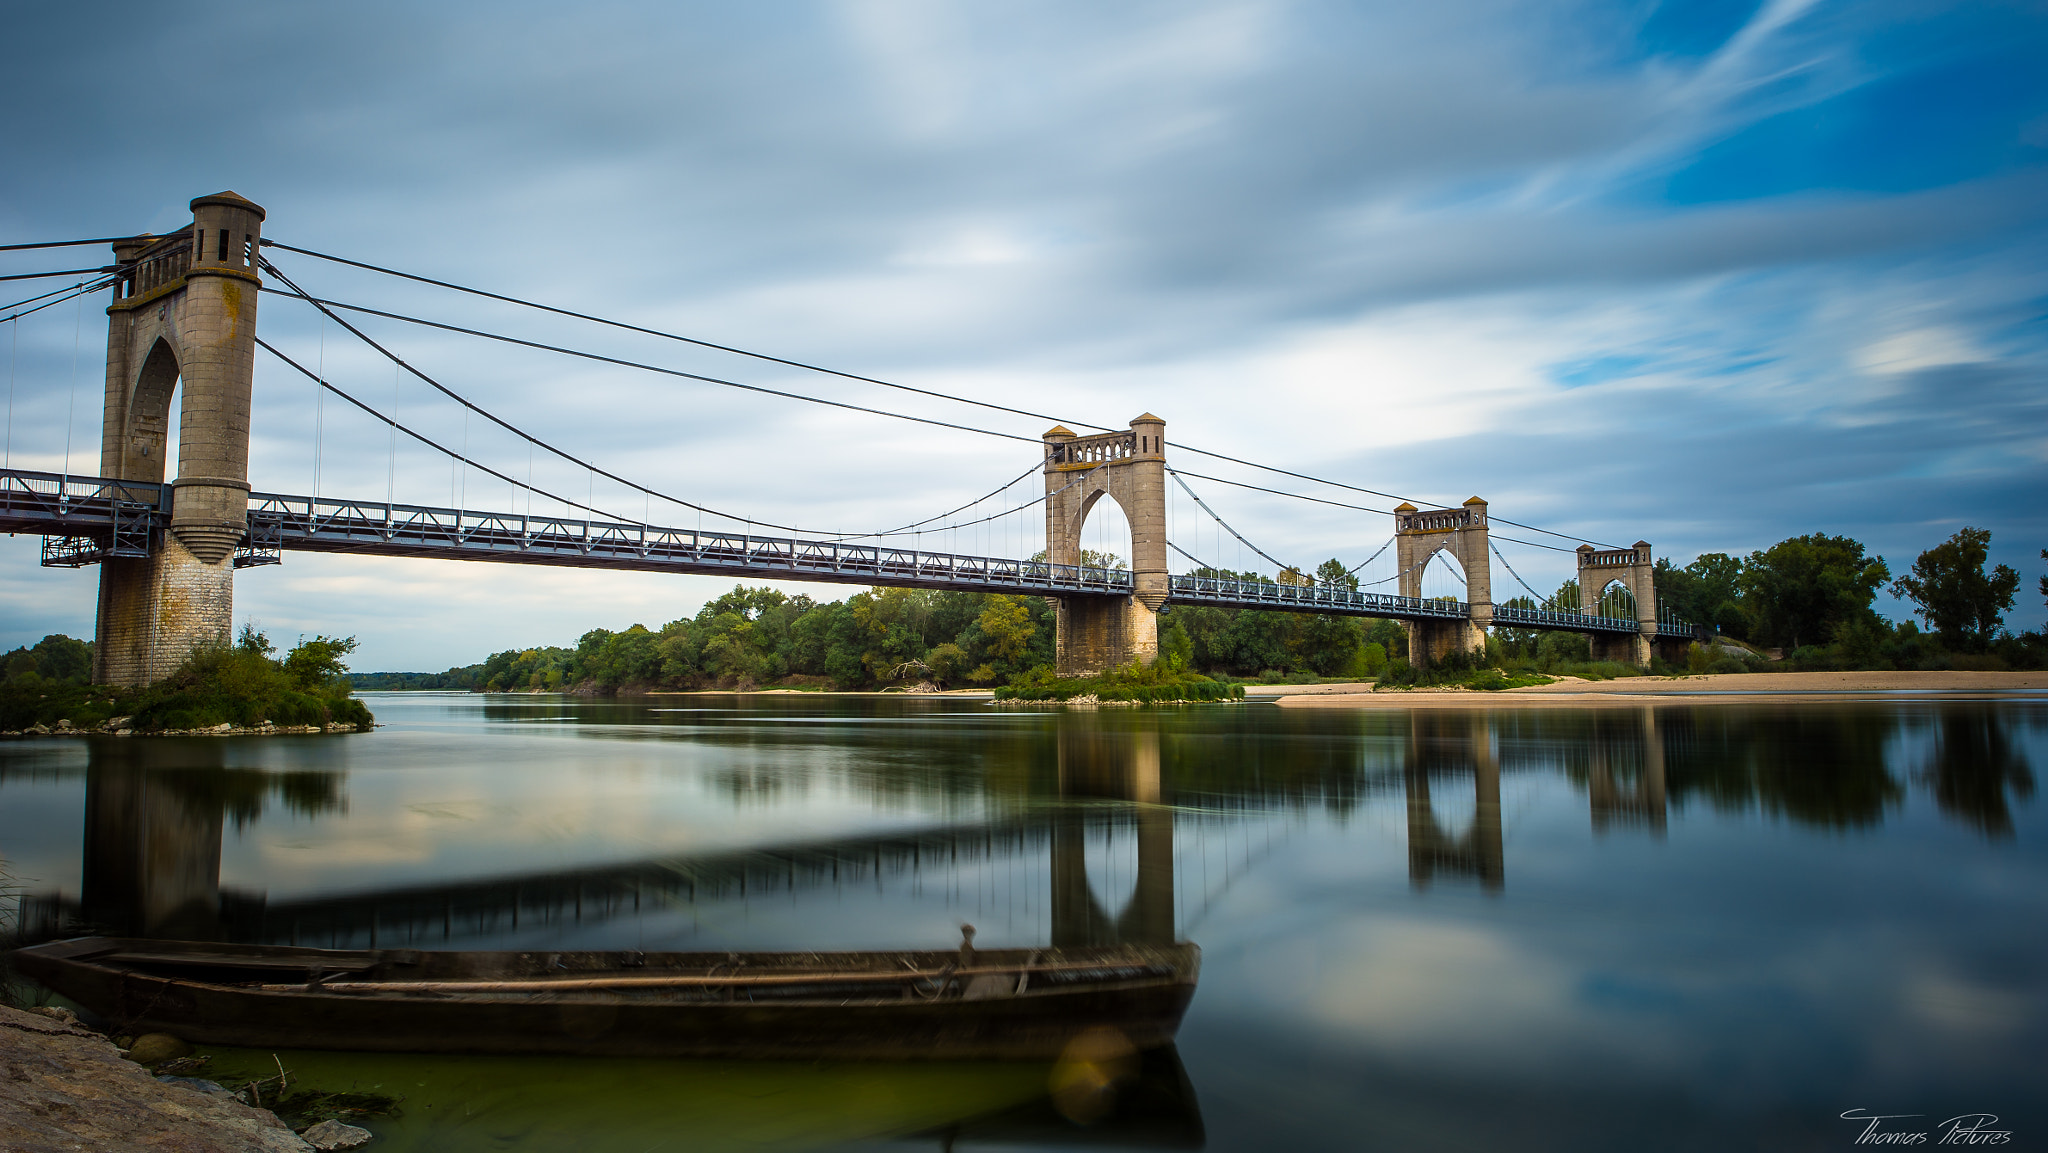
1042 415 1168 677
1394 497 1492 666
94 192 265 686
1576 542 1657 667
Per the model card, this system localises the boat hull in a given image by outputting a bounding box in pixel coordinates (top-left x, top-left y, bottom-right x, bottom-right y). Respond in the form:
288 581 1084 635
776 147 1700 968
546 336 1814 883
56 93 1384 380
10 937 1200 1060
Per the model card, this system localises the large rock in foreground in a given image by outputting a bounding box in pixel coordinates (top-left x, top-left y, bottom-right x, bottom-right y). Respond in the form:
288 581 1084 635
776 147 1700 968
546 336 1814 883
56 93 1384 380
0 1005 312 1152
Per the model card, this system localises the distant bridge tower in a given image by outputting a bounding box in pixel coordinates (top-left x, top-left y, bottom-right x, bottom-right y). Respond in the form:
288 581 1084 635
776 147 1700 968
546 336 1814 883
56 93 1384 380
1394 497 1492 666
94 192 266 686
1042 415 1168 677
1577 542 1657 667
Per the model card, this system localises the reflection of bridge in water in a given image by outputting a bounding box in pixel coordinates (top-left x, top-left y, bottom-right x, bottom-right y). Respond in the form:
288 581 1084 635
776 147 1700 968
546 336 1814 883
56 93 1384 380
23 708 1687 947
1400 706 1672 892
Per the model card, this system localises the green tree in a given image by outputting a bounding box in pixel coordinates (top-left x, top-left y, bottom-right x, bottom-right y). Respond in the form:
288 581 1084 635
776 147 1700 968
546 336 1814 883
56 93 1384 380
283 635 358 691
1653 556 1743 634
976 595 1035 663
1 634 93 684
1550 579 1580 614
1740 534 1890 650
1158 618 1195 672
1492 595 1540 653
1315 557 1358 591
925 642 972 686
1889 527 2021 652
1683 553 1747 638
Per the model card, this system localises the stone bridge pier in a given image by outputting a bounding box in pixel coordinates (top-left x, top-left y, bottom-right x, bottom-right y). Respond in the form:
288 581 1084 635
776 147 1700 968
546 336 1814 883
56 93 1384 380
93 192 265 686
1577 543 1658 668
1395 498 1492 667
1043 416 1169 677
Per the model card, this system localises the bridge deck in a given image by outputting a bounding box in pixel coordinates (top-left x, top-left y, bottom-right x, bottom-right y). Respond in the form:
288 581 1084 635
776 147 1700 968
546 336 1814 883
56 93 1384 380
2 468 1692 634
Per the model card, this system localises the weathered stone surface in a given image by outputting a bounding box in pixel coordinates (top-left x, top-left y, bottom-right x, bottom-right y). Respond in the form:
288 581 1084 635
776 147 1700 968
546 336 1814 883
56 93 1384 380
1043 416 1168 676
1395 499 1493 669
300 1119 374 1150
96 194 265 688
0 1004 312 1152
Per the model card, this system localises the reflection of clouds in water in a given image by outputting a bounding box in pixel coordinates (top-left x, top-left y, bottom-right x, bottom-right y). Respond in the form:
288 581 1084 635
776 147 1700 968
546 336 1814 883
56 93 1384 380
1278 919 1579 1053
1904 971 2035 1039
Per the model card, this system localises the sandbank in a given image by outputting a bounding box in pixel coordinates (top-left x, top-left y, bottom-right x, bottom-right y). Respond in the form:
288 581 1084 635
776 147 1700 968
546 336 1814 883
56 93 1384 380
1266 670 2048 709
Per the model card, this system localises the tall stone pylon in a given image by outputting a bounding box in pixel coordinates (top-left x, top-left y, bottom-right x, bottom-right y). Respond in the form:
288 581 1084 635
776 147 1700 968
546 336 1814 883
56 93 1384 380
1042 415 1169 676
1576 541 1658 668
1393 497 1492 666
94 192 265 686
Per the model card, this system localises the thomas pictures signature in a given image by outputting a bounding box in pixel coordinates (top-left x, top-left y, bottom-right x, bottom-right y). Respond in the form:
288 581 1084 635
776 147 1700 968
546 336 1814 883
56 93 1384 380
1840 1110 2013 1146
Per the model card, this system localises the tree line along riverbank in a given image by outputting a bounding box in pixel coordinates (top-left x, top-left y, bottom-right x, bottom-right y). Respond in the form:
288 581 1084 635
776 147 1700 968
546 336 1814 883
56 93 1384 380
347 529 2047 697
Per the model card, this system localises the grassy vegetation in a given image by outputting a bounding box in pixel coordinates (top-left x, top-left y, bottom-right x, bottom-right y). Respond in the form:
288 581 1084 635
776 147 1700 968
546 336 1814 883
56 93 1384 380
1 630 373 733
1375 652 1557 691
994 661 1246 703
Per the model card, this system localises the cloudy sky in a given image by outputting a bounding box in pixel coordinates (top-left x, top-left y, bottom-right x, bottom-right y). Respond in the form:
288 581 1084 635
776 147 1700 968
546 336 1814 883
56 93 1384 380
3 0 2044 668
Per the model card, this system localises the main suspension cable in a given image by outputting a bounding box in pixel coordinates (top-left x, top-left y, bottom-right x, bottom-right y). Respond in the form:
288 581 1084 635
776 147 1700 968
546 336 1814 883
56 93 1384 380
261 321 1075 544
256 284 1039 446
263 239 1121 436
2 275 115 316
261 258 996 538
257 338 635 524
0 236 146 253
1167 470 1299 577
1 272 122 325
862 459 1043 539
1345 537 1394 576
1489 539 1557 606
0 267 114 284
261 240 1624 548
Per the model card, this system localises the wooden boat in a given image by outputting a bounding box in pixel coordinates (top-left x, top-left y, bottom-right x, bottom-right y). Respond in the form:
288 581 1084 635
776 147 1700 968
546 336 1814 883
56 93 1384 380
8 934 1200 1060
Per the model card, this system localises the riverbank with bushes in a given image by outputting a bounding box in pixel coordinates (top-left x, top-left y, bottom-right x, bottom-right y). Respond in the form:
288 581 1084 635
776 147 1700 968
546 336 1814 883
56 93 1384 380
1 631 373 736
994 662 1245 704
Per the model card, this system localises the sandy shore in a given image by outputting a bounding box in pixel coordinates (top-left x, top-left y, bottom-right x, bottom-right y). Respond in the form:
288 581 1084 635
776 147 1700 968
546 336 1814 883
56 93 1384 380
1265 670 2048 709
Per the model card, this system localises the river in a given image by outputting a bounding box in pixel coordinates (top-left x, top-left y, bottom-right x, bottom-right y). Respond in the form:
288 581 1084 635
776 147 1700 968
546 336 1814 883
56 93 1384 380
2 692 2043 1151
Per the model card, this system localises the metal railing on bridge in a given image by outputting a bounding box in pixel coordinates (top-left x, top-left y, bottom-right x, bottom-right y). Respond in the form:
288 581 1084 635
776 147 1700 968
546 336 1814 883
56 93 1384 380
1491 602 1702 639
1167 573 1469 620
2 467 1133 598
3 467 1707 634
1490 603 1638 635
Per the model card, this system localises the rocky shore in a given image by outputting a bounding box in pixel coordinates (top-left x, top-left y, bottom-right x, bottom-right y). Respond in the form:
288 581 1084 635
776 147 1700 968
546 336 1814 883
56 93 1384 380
2 719 364 738
0 1004 328 1152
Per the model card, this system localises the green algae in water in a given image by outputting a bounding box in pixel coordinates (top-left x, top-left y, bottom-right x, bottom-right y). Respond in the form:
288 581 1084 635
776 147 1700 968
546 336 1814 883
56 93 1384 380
199 1046 1052 1152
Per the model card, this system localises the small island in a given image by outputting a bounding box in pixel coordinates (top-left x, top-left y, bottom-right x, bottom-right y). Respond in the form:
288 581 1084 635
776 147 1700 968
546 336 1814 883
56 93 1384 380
1 629 374 737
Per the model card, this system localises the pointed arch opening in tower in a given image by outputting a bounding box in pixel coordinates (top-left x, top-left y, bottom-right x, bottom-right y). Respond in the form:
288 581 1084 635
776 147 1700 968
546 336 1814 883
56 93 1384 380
126 338 181 484
1076 489 1131 573
1598 579 1638 621
1420 549 1468 604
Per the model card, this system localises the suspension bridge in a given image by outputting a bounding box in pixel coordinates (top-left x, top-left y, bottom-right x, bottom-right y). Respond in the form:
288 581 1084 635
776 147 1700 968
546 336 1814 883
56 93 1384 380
1 191 1702 684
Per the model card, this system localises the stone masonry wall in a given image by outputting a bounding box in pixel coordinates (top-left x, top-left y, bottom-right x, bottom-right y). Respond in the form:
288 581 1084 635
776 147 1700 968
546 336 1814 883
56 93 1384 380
94 533 235 686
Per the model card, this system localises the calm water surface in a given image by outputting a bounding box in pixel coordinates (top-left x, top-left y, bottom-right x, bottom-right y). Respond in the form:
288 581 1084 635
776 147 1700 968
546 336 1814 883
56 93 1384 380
2 693 2043 1151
